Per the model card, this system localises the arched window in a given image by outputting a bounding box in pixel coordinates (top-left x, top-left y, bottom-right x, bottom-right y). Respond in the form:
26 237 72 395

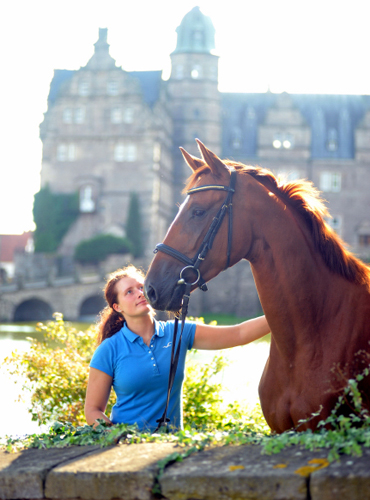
79 185 95 213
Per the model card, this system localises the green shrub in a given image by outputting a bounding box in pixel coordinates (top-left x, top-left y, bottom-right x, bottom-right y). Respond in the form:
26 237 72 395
74 234 133 264
33 186 79 253
3 314 250 429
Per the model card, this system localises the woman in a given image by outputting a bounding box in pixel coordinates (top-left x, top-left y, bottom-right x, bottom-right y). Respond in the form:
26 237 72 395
85 265 270 431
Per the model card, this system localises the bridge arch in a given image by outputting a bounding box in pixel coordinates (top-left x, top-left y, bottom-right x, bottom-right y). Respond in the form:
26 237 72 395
13 298 53 322
79 294 106 322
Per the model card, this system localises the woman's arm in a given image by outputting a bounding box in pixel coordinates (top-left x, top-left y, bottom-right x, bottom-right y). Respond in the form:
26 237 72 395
84 367 113 426
193 315 270 350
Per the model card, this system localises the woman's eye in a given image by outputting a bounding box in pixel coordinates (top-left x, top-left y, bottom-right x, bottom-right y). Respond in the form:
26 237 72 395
192 209 205 218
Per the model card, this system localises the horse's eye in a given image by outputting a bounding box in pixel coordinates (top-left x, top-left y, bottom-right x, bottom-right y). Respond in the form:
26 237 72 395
192 209 206 218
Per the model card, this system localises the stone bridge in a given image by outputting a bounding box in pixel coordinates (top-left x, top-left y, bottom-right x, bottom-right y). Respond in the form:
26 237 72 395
0 276 106 322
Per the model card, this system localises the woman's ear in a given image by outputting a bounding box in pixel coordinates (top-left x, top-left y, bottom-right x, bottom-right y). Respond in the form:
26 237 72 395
112 303 121 313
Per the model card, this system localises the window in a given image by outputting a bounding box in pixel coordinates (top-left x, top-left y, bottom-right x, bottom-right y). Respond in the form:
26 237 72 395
111 108 122 124
273 132 294 149
326 128 338 152
123 108 134 124
75 108 85 124
114 143 137 162
63 108 73 124
175 65 184 80
320 172 341 193
107 81 118 95
191 65 202 79
325 215 342 236
359 234 370 247
79 186 95 213
57 144 75 162
153 143 161 162
78 81 89 96
277 170 301 181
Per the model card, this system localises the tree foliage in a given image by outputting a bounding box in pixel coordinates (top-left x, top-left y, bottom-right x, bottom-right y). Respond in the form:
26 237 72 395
33 186 79 253
74 234 133 264
126 192 144 258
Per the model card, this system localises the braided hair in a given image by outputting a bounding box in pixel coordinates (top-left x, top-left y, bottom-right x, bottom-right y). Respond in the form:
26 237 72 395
96 265 148 345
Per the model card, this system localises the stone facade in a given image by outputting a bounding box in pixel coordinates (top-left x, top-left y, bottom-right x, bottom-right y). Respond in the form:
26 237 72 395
35 6 370 320
39 8 370 263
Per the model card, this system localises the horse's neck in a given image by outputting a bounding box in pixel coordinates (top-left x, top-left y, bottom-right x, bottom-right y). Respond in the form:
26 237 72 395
247 203 345 355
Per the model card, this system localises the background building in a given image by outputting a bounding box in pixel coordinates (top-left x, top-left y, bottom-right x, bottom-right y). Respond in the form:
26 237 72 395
34 6 370 318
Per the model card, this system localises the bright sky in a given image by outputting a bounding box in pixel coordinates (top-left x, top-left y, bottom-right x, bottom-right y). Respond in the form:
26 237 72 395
1 0 368 235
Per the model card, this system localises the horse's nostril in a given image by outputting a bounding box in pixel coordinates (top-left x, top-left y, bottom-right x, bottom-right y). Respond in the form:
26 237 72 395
144 284 157 306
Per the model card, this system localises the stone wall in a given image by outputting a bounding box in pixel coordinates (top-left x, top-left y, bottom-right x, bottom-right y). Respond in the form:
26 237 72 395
1 442 370 499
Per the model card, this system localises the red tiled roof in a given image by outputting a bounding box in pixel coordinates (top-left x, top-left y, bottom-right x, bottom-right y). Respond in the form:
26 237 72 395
0 232 33 262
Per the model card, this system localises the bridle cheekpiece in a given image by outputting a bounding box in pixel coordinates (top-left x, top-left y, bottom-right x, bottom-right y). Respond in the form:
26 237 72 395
154 167 237 292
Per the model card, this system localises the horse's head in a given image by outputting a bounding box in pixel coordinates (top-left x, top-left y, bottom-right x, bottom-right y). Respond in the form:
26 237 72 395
144 140 248 311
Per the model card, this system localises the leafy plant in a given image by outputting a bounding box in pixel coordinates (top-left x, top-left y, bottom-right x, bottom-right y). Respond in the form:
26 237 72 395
74 234 133 264
2 313 114 426
33 186 79 253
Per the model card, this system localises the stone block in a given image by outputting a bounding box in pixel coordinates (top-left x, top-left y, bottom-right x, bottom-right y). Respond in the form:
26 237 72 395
45 442 177 500
160 444 329 500
310 447 370 500
0 446 99 499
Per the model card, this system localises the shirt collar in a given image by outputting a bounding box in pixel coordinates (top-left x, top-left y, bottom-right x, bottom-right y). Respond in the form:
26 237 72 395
121 319 164 343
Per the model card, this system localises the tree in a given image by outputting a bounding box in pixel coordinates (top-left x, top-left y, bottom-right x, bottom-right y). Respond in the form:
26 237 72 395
33 186 79 253
126 192 144 258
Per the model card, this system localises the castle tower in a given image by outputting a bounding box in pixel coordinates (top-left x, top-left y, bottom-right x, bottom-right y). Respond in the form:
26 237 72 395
167 7 221 198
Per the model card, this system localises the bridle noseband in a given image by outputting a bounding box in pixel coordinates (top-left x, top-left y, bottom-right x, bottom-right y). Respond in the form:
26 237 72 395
154 168 237 292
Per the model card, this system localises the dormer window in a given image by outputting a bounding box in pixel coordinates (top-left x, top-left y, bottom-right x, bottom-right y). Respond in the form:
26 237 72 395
63 108 73 123
326 128 338 152
273 132 294 149
123 108 134 124
78 81 89 96
107 81 118 95
111 108 122 124
75 107 85 124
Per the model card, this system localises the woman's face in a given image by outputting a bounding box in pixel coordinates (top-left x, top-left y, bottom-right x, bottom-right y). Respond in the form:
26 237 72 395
113 276 151 319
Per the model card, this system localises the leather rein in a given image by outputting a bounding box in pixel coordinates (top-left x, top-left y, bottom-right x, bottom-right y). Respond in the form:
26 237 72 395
153 168 237 432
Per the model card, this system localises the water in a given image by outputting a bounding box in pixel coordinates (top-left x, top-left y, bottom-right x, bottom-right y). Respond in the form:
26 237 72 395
0 323 271 438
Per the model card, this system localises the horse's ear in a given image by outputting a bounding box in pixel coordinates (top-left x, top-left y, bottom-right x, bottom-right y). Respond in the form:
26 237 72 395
179 147 204 172
196 139 228 176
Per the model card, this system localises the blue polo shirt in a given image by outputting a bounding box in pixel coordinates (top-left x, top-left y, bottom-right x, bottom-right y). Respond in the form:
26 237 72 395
90 319 196 431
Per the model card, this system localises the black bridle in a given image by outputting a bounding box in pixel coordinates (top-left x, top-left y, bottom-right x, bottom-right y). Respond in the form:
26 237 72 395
154 167 237 292
153 168 237 432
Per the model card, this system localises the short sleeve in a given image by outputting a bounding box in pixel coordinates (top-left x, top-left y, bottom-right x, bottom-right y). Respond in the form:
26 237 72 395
90 339 115 377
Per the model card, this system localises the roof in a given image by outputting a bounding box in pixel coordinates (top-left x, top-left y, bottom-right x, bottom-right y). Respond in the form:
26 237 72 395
0 232 33 262
221 92 370 160
47 69 162 108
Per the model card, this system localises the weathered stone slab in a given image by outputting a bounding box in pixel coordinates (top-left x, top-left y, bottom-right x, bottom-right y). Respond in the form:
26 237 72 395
0 445 100 499
160 444 332 500
310 447 370 500
45 442 178 500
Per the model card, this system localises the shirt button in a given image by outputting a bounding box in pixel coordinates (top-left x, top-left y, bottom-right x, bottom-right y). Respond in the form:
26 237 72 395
153 364 156 366
151 345 153 348
149 351 151 353
151 357 154 360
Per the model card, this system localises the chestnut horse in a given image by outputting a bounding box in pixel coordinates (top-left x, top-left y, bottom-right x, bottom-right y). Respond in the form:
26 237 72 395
144 140 370 433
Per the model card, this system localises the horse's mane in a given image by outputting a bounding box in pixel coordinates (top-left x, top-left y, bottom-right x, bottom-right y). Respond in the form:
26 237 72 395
184 161 370 288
